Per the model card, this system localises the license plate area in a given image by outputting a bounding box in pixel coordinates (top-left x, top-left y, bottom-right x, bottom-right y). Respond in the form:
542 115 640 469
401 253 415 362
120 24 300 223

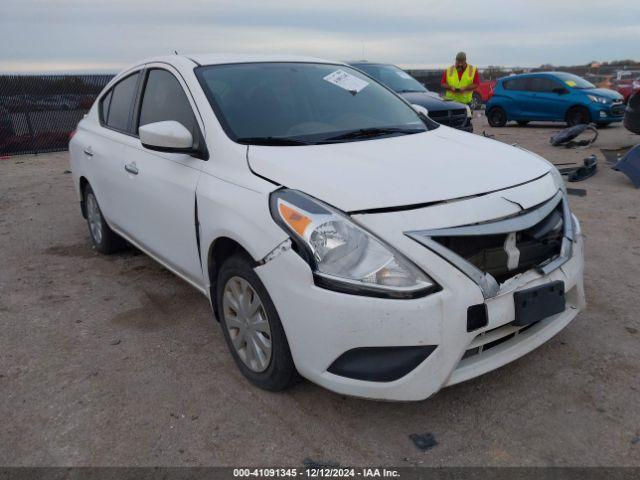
513 281 565 327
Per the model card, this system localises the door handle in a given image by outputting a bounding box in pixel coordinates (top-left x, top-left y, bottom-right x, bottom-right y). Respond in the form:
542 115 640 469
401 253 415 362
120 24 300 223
83 147 93 157
124 163 139 175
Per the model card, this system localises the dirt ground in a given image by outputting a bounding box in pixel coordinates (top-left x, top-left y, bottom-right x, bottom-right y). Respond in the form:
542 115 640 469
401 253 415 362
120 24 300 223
1 114 639 467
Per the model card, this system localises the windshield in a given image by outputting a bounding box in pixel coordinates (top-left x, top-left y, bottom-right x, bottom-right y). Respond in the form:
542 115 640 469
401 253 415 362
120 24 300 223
554 72 596 89
195 62 434 145
353 64 427 93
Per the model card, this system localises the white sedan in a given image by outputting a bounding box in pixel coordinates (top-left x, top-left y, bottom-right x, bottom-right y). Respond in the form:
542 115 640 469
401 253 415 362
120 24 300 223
69 54 585 401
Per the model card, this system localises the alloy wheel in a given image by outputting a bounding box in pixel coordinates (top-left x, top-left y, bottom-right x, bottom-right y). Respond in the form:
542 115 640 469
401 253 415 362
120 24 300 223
86 193 103 244
222 276 272 372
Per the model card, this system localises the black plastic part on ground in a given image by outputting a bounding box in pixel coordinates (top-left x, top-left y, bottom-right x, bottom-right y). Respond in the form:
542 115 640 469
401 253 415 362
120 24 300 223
550 124 598 148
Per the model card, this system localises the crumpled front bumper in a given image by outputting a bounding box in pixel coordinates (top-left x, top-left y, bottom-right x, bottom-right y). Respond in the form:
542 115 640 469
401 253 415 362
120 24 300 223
254 223 585 401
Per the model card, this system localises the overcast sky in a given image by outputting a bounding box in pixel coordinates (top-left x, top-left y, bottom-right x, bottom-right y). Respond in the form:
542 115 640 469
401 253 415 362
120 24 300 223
1 0 638 72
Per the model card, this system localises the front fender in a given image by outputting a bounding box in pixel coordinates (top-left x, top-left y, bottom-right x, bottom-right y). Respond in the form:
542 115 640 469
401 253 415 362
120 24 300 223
196 173 288 289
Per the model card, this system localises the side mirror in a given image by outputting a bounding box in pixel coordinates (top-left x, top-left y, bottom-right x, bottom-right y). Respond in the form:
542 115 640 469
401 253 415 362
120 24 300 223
411 104 430 117
140 120 195 154
552 87 569 95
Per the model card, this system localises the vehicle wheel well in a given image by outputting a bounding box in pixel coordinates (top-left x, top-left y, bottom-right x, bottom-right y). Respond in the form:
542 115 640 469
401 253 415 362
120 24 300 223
565 105 591 122
207 237 255 320
79 176 89 218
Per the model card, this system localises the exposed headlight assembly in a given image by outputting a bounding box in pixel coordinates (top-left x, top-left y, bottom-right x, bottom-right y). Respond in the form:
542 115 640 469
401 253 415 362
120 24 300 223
270 189 439 298
587 94 609 104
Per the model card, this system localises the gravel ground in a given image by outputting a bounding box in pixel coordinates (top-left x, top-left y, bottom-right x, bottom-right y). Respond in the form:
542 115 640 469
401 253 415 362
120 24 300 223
1 114 639 467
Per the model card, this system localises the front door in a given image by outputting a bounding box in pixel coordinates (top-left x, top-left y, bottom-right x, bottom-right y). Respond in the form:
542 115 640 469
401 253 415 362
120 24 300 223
523 76 568 121
116 66 206 288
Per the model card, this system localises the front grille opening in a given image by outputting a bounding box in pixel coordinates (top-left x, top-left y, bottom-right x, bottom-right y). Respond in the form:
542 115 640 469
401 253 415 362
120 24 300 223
461 321 536 360
433 202 564 283
429 109 467 128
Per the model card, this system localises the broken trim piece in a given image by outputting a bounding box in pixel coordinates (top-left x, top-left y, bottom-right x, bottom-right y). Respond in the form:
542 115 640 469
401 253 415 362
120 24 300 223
256 239 292 266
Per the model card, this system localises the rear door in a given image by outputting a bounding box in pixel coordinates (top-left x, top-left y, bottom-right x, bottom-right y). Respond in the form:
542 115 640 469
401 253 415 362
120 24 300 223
115 65 206 287
86 71 142 229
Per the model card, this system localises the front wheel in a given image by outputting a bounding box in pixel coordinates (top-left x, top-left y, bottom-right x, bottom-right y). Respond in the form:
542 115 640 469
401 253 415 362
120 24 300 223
566 106 591 126
487 107 507 127
216 254 299 391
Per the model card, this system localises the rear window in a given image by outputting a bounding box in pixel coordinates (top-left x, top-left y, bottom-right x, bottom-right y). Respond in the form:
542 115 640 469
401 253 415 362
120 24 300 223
502 77 529 91
102 72 140 133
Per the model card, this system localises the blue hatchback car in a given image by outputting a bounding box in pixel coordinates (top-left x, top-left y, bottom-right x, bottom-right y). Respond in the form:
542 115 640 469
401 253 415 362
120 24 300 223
486 72 625 127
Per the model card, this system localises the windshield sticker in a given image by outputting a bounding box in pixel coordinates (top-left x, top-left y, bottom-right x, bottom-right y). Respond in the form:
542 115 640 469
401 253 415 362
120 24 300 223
565 80 577 87
396 71 412 79
323 69 369 95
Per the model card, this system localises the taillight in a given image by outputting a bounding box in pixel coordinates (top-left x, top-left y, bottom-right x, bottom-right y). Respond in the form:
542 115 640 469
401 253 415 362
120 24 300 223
69 130 76 140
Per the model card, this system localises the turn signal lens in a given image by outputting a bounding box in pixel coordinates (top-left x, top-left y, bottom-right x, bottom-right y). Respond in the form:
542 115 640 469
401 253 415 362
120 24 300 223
278 203 312 237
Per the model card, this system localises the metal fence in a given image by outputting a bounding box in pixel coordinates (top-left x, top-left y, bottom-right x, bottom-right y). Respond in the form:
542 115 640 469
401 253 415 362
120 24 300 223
0 74 114 156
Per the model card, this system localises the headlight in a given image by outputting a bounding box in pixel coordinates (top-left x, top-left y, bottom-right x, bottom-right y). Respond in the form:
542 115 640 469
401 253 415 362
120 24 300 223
270 189 439 298
465 105 472 118
587 94 609 104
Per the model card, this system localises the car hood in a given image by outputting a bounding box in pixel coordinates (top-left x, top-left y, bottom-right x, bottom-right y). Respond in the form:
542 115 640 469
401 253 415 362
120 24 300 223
583 87 624 101
248 126 552 212
399 91 466 112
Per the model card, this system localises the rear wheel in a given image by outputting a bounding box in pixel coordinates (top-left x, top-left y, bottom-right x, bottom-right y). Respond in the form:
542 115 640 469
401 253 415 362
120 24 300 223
566 106 591 126
216 254 299 391
84 184 125 254
487 107 507 127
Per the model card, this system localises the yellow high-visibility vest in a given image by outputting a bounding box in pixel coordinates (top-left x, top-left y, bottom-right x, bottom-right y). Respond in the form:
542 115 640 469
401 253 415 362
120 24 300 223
444 64 476 104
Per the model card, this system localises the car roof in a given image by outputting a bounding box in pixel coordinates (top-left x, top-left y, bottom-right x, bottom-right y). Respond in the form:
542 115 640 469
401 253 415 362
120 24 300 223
129 53 342 69
500 71 574 80
348 61 395 67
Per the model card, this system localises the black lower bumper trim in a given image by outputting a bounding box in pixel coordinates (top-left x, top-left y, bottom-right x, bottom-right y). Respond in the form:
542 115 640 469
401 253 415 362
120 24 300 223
327 345 437 382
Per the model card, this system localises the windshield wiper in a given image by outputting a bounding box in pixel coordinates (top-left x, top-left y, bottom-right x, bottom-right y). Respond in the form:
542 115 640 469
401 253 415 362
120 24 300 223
236 136 312 146
396 89 425 93
322 127 424 142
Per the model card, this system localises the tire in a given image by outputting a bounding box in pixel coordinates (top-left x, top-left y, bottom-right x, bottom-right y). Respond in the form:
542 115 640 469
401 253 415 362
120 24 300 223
487 107 507 127
84 184 125 254
216 253 299 391
471 92 483 110
624 92 640 134
566 106 591 126
517 120 530 126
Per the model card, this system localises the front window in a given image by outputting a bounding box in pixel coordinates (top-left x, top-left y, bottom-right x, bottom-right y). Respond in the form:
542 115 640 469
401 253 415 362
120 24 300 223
554 73 595 89
352 64 427 94
195 62 434 145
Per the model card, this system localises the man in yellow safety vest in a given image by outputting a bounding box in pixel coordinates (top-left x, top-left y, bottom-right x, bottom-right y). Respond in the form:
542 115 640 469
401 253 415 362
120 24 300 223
441 51 480 106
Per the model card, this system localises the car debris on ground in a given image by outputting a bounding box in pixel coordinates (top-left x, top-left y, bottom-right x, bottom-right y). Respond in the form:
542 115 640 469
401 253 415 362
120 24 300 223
566 188 587 197
559 155 598 182
409 433 438 452
550 124 599 148
613 144 640 188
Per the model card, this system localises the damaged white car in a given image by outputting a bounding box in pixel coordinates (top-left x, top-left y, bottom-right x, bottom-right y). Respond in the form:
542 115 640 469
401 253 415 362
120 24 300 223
69 55 585 401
